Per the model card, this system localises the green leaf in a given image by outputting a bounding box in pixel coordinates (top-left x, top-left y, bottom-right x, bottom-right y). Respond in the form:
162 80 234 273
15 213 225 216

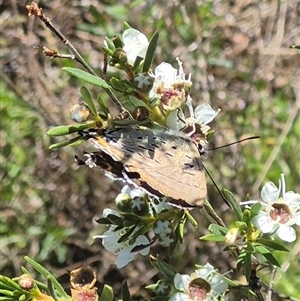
0 297 17 301
24 257 69 298
208 224 228 235
200 234 226 242
80 86 98 117
185 211 198 228
110 77 133 93
255 239 289 252
121 281 131 301
223 189 243 220
47 123 95 136
237 250 246 271
99 285 114 301
123 21 131 30
156 255 176 281
47 277 58 300
97 94 110 117
117 226 136 244
49 136 83 150
244 251 252 281
0 276 20 291
235 221 247 231
261 252 281 267
143 31 159 72
100 46 114 57
63 67 111 89
240 286 256 298
253 244 271 254
0 289 14 297
176 216 186 243
250 202 262 217
95 217 114 225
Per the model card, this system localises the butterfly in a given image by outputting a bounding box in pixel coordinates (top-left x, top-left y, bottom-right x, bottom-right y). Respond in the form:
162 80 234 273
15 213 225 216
76 126 207 208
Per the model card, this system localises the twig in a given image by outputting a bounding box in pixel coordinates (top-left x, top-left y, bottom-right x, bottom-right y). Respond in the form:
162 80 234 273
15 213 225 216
266 266 277 301
26 2 125 114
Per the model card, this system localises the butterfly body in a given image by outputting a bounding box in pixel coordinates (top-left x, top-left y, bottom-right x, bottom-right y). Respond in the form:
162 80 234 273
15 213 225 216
83 127 207 207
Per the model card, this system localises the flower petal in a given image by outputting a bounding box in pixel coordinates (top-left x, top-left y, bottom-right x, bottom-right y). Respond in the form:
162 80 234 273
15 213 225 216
135 235 150 256
115 248 135 268
194 104 219 125
261 182 280 204
293 212 300 226
277 225 296 242
122 28 148 66
252 214 274 233
169 292 191 301
166 109 186 131
210 275 228 294
174 273 190 291
153 62 177 82
285 191 300 210
195 263 214 278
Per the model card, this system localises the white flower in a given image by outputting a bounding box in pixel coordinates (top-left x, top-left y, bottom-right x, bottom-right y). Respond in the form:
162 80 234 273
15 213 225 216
153 220 174 247
122 28 149 66
166 96 220 149
149 59 192 110
93 208 150 268
121 184 146 199
169 263 228 301
252 174 300 242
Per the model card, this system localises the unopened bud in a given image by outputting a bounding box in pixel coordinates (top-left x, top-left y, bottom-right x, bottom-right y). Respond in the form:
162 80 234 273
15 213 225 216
18 274 34 290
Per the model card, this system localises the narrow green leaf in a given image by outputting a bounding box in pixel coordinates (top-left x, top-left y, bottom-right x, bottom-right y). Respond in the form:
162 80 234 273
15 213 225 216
121 281 131 301
223 189 243 220
261 252 281 267
208 224 228 235
117 226 136 244
185 211 198 228
0 276 20 291
47 123 95 136
95 217 114 225
110 78 133 93
200 234 226 242
177 216 186 243
47 277 58 300
250 202 262 217
253 244 271 254
97 94 110 117
63 67 111 89
244 252 252 281
49 136 83 150
237 250 246 271
24 257 69 298
0 297 16 301
99 285 114 301
100 46 114 57
156 255 176 281
123 21 131 30
0 290 14 297
143 31 159 72
255 239 289 252
122 95 148 112
80 86 98 117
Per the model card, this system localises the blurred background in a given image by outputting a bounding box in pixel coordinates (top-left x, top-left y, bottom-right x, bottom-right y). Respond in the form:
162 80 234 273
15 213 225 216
1 0 299 299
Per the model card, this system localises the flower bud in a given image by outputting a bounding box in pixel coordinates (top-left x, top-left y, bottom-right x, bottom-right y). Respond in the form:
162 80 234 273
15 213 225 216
70 103 91 123
18 274 34 290
115 193 132 213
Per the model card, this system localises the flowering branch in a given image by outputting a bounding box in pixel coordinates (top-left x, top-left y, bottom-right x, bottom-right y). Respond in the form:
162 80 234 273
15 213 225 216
7 3 299 301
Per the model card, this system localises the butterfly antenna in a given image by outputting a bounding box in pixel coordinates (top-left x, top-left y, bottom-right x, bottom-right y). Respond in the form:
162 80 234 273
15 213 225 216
207 136 260 151
202 163 231 208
